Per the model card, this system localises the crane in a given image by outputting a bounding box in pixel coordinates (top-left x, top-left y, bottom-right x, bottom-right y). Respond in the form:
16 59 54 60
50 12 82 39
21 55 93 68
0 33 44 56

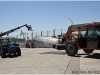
0 24 32 37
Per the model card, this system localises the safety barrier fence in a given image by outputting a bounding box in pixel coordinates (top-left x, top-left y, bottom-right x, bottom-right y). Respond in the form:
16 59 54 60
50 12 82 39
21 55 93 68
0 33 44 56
18 41 54 48
9 28 68 48
9 28 67 40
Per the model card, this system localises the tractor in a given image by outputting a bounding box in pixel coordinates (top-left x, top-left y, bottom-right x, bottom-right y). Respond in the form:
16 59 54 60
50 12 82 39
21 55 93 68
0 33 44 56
57 22 100 56
0 24 33 58
0 38 21 58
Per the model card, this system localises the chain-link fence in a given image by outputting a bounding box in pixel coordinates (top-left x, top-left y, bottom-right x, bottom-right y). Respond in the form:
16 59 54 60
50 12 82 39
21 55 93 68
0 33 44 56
9 28 67 40
8 28 68 48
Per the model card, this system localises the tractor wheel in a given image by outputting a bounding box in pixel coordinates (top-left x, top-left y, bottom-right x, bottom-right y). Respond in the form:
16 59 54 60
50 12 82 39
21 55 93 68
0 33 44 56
83 49 94 53
53 45 55 48
16 47 21 56
63 46 65 50
0 48 6 58
55 45 57 49
65 42 78 56
57 46 62 50
13 52 16 55
57 46 60 50
62 46 65 50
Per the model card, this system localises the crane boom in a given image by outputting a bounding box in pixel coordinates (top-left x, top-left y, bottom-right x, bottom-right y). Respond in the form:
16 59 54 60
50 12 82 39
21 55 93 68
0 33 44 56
0 24 32 37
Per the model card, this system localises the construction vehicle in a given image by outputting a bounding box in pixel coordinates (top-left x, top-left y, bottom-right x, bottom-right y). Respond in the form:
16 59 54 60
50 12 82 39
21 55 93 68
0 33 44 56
25 40 30 48
56 29 76 50
57 22 100 56
0 24 32 58
25 39 34 48
56 35 66 50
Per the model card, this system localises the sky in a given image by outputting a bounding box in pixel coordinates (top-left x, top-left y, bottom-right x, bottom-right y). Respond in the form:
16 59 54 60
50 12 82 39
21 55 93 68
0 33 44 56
0 1 100 38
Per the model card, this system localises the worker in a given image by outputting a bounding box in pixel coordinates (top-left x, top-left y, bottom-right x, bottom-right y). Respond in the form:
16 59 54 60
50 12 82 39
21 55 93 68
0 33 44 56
26 41 30 48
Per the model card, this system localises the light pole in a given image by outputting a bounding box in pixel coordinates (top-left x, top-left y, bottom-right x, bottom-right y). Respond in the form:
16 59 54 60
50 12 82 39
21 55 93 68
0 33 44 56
16 35 18 42
68 18 74 25
41 31 43 36
20 33 21 39
47 31 50 36
23 32 24 40
32 32 33 40
36 32 37 36
27 33 29 41
16 35 18 38
31 30 35 40
53 29 56 37
61 29 62 36
24 32 27 42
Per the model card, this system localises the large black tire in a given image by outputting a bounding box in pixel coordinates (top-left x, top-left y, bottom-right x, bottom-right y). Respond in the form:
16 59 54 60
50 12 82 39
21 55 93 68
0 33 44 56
0 48 6 58
57 46 65 50
13 53 16 55
53 45 55 48
83 49 94 53
16 47 21 56
65 42 78 56
62 46 65 50
57 46 60 50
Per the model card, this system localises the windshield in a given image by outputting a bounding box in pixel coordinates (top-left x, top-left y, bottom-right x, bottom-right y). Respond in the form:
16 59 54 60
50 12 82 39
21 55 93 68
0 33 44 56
79 30 86 38
96 27 100 36
1 39 11 44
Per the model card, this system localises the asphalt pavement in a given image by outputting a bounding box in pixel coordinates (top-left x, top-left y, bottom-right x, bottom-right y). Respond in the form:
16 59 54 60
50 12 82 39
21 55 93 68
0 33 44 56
0 48 100 74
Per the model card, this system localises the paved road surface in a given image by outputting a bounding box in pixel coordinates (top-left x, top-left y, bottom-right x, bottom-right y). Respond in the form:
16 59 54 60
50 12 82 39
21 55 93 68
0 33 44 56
0 48 100 74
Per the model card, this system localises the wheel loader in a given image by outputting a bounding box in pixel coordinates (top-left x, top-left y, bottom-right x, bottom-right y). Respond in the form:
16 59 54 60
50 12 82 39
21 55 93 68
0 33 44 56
58 22 100 56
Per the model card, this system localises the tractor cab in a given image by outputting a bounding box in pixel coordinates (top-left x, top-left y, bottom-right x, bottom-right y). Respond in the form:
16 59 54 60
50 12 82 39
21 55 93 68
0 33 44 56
0 38 11 45
65 22 100 56
77 23 100 49
0 38 17 48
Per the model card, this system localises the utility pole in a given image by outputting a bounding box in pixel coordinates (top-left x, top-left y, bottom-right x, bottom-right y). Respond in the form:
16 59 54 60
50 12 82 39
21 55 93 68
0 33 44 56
47 31 50 36
41 31 43 36
23 32 24 40
32 32 34 40
20 33 21 39
53 29 56 37
23 32 27 42
36 32 37 36
27 33 29 41
47 31 48 36
16 35 18 42
61 29 62 36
